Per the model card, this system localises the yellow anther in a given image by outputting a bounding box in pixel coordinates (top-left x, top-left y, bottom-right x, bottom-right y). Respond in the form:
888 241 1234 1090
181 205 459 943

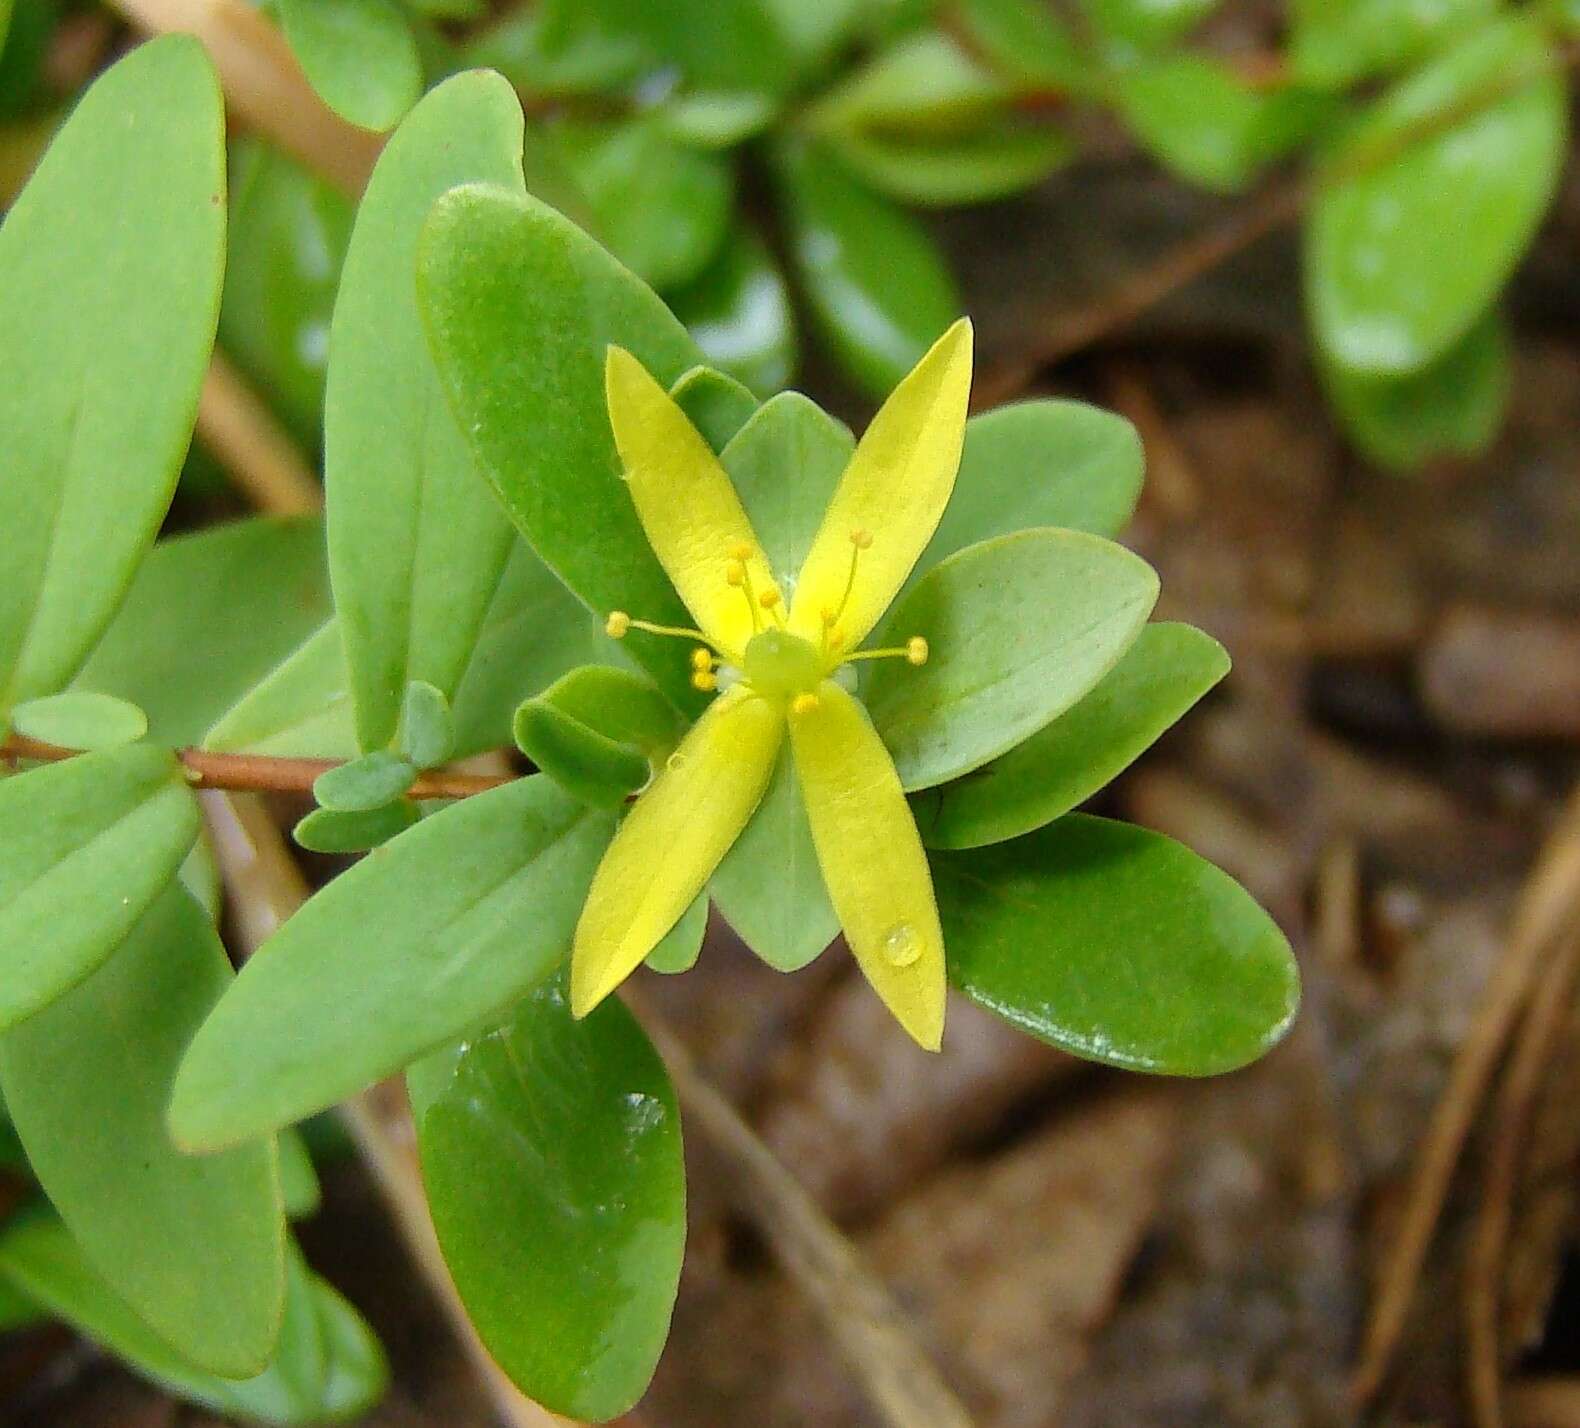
690 647 714 672
790 692 821 717
605 610 631 638
691 670 718 692
850 527 873 550
758 588 781 610
730 541 754 562
906 636 929 666
725 559 746 587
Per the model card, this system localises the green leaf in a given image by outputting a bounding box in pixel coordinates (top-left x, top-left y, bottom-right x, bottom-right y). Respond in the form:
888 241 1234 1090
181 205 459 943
408 977 685 1422
0 0 12 59
72 516 333 748
710 746 838 971
0 1213 387 1424
398 680 455 768
170 777 614 1150
1079 0 1218 53
312 750 415 811
513 666 680 811
914 400 1143 593
668 364 761 452
607 0 799 92
293 798 420 854
657 90 779 149
178 829 223 922
771 136 961 399
327 73 527 754
938 815 1299 1073
417 183 711 709
916 622 1228 849
825 125 1072 207
1306 16 1567 375
0 1275 43 1333
670 225 797 399
811 30 1008 136
547 117 733 291
0 886 284 1375
645 892 708 973
465 0 651 97
955 0 1091 92
0 37 225 709
1320 307 1511 470
278 0 421 133
278 1128 322 1220
1290 0 1500 90
220 141 353 446
203 620 357 760
1116 57 1335 192
0 746 200 1027
866 529 1159 791
9 692 146 750
722 392 855 583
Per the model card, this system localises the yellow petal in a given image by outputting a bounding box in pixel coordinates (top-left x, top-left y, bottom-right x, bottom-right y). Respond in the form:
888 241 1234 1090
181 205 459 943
571 686 783 1017
606 346 776 660
788 319 973 648
788 680 946 1051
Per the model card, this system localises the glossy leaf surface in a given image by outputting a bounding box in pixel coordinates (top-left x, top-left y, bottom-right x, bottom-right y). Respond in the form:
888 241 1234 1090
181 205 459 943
938 815 1300 1074
0 37 224 708
409 978 684 1422
279 0 420 132
170 777 613 1150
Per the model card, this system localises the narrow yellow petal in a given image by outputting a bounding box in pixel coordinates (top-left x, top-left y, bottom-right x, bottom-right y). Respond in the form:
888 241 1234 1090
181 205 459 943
788 319 973 648
788 680 946 1050
606 346 776 660
571 686 783 1017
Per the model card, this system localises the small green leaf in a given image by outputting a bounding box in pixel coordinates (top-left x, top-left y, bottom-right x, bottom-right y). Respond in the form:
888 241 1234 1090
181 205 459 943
398 680 455 769
0 37 225 708
220 141 353 445
657 90 779 148
170 778 613 1150
917 622 1229 849
937 815 1299 1074
1080 0 1218 52
0 886 284 1376
0 745 199 1027
609 0 800 92
547 117 733 291
417 183 709 709
0 1214 387 1425
866 529 1159 790
956 0 1091 92
826 125 1072 207
1320 308 1511 470
1116 57 1335 192
465 0 651 97
72 516 333 748
771 136 961 398
278 0 421 132
1290 0 1499 89
914 401 1143 590
408 977 684 1422
811 30 1007 136
9 692 146 750
0 1275 43 1333
312 750 415 812
203 620 357 760
514 666 679 810
670 225 797 399
711 746 838 971
0 0 13 58
646 892 708 973
1306 16 1567 374
327 73 527 754
668 364 761 452
278 1128 321 1220
293 799 420 854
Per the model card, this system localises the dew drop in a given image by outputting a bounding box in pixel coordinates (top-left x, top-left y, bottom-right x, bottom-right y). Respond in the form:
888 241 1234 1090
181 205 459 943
881 923 921 967
666 752 687 774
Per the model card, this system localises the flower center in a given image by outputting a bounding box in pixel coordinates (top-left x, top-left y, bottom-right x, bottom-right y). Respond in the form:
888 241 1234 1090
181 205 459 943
741 629 824 702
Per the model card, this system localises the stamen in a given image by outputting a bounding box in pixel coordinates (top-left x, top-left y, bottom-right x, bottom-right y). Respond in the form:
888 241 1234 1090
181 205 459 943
607 612 725 656
789 692 820 717
691 670 717 692
728 556 763 633
606 610 631 638
907 636 929 666
690 647 714 672
847 635 929 666
821 530 872 656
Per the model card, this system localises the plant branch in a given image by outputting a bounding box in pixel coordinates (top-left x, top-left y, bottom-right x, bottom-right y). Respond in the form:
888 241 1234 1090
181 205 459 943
1 733 518 800
197 353 323 517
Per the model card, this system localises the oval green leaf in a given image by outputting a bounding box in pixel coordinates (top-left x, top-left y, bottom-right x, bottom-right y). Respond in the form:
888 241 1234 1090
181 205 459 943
326 72 527 753
917 622 1229 849
312 749 415 812
645 892 708 973
10 691 147 750
1290 0 1499 90
293 798 420 854
409 978 685 1422
0 887 285 1376
170 777 614 1151
1306 16 1567 374
668 364 761 452
0 745 200 1027
866 529 1159 791
826 125 1072 208
278 0 421 133
937 815 1300 1074
0 36 225 708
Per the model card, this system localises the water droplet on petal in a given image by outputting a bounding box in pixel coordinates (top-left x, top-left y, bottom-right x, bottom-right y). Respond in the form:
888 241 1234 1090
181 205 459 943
882 923 921 967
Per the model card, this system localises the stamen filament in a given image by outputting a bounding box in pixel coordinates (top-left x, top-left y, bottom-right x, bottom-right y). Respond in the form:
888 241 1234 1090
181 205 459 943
821 529 871 656
607 611 726 656
846 636 929 667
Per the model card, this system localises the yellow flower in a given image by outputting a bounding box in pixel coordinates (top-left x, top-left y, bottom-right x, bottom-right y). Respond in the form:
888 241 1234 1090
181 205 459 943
571 319 973 1051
